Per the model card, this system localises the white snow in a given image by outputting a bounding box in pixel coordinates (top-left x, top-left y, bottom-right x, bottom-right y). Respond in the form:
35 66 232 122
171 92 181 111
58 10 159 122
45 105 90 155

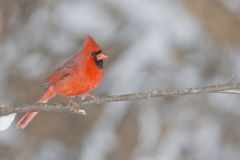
0 113 16 131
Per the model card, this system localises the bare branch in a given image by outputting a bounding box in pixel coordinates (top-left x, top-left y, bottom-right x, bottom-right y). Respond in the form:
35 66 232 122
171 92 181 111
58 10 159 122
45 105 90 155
1 82 240 116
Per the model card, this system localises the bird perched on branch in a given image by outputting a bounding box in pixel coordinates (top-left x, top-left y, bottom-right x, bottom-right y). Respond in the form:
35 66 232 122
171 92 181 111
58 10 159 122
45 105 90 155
17 36 108 129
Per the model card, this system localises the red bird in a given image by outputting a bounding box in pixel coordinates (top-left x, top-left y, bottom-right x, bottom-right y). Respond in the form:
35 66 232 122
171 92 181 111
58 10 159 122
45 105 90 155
17 36 108 129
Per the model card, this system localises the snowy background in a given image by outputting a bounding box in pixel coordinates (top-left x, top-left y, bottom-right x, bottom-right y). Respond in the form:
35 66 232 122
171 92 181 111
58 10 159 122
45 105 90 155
1 0 240 159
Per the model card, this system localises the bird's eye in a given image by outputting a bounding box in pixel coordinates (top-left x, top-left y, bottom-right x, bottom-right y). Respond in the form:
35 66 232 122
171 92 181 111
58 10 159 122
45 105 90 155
91 50 102 57
91 52 96 57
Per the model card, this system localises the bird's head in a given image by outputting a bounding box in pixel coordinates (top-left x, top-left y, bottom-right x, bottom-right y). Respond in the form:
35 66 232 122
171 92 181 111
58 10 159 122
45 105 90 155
83 35 108 69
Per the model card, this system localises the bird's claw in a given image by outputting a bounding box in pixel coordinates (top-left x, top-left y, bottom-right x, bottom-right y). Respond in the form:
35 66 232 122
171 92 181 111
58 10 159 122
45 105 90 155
68 99 86 116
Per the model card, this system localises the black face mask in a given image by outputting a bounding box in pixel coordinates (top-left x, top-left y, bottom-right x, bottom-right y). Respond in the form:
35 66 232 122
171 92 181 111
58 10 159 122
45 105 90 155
91 50 103 69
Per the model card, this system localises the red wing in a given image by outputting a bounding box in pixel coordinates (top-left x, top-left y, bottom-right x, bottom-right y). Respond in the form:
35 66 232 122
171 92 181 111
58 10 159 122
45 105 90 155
43 56 78 86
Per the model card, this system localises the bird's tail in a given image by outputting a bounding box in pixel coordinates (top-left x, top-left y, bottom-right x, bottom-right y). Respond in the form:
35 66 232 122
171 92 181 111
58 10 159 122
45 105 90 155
16 86 56 129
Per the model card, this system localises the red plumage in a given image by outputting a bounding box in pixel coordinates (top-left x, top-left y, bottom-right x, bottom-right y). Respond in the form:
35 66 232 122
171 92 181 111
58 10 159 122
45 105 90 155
17 36 107 129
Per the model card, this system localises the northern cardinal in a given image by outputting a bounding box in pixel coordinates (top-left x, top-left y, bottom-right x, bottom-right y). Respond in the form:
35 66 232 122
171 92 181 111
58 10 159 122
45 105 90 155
17 36 108 129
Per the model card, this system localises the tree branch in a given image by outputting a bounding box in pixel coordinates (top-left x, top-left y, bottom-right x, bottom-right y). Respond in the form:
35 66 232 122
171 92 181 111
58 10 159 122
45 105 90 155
1 82 240 116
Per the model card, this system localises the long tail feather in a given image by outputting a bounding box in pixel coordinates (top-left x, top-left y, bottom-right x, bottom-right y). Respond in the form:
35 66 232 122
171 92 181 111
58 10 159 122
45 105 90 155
16 86 56 129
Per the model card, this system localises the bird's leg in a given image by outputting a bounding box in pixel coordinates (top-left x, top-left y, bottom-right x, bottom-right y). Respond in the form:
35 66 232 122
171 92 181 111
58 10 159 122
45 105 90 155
68 97 86 115
79 94 102 104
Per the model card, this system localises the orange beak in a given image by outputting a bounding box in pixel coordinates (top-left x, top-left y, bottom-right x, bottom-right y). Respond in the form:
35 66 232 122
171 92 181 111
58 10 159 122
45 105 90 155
97 53 108 61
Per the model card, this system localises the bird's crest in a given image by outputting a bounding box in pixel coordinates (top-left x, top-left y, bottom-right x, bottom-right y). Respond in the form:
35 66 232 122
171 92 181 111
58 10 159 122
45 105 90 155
83 35 101 55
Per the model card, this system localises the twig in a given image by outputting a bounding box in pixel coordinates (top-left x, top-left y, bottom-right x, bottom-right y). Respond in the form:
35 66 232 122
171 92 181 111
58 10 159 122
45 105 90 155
1 82 240 116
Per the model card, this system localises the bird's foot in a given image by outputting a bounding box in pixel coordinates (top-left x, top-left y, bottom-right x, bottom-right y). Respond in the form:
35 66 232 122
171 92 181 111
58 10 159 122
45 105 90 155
68 99 86 115
80 94 102 104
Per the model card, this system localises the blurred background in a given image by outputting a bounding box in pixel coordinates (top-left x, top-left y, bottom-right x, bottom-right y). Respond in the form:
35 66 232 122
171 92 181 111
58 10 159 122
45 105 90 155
0 0 240 159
